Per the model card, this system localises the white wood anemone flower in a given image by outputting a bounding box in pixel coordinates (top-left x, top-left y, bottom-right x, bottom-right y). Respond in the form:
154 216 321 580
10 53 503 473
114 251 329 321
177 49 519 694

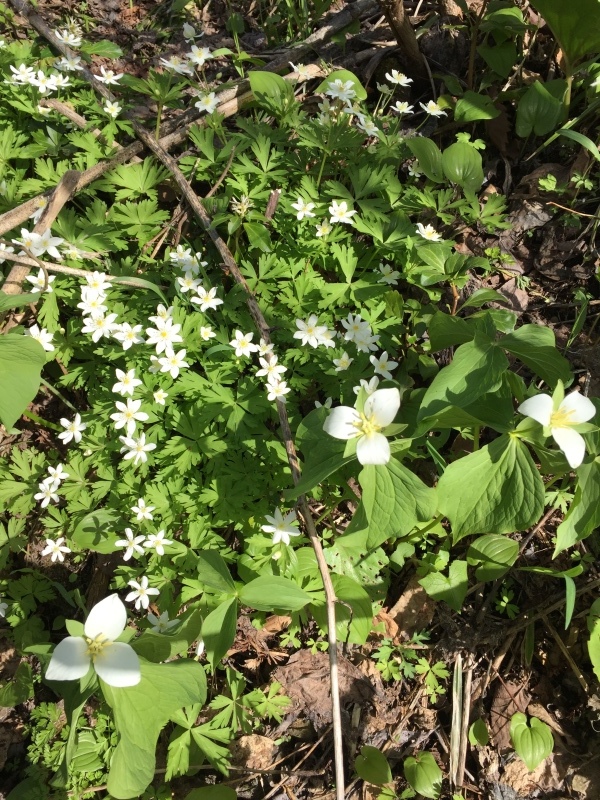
323 387 401 465
518 388 596 469
45 595 141 687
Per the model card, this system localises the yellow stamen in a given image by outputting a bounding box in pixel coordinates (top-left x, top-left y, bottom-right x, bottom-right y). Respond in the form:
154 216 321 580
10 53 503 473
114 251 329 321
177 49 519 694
550 408 575 428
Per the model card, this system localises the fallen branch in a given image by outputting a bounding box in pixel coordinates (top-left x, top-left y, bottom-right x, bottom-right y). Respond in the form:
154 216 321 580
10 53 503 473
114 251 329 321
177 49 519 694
378 0 428 79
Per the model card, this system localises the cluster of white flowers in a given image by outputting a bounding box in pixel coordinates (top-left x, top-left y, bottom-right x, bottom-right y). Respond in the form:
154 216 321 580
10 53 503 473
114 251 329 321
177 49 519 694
8 64 70 95
228 332 291 403
340 312 380 354
294 314 336 350
115 528 172 561
34 463 69 510
160 43 213 78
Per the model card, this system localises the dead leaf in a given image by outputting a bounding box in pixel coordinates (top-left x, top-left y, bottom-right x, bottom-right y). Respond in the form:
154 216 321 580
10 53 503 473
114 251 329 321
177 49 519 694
388 576 436 638
489 680 531 751
230 734 278 771
499 278 529 313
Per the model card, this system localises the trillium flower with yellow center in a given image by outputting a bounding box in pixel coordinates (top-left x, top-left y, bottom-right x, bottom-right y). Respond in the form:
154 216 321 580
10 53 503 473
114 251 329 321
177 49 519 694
518 387 596 469
323 387 401 465
45 594 140 687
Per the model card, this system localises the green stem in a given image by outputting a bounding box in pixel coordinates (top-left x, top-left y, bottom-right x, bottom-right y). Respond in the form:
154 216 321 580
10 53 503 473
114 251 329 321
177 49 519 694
40 378 78 412
473 425 480 451
155 103 163 139
414 513 444 538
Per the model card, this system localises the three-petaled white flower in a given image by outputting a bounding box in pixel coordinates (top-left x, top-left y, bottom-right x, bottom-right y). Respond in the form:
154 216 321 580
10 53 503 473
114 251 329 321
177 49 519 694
518 389 596 469
261 508 300 545
329 200 356 225
46 595 141 687
126 576 160 610
291 197 316 220
324 388 401 465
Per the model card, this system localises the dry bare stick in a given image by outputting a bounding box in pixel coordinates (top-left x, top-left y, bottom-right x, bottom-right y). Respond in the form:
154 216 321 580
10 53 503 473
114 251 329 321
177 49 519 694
377 0 428 79
542 613 590 694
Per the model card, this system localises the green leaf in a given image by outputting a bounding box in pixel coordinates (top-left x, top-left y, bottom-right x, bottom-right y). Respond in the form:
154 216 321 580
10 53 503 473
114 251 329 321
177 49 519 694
419 560 469 612
510 712 554 771
406 138 444 183
185 789 237 800
461 288 511 309
312 573 372 645
243 222 272 253
417 335 508 421
102 660 207 799
71 509 121 554
80 39 123 58
0 661 33 707
0 334 46 429
516 81 564 137
454 91 500 122
355 745 392 785
132 610 203 662
554 457 600 554
500 324 571 387
469 718 490 746
0 291 43 313
557 128 600 162
437 435 545 541
239 576 312 612
529 0 600 68
442 142 484 193
404 751 443 799
359 460 437 549
587 600 600 681
196 551 236 593
315 69 367 100
428 311 475 351
478 41 518 78
467 534 519 581
202 597 238 671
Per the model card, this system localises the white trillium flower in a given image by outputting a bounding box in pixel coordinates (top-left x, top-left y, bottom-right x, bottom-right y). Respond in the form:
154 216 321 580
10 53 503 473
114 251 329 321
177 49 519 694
58 413 86 444
113 368 142 396
126 576 160 610
324 387 401 465
115 528 145 561
261 508 300 545
45 595 141 687
416 223 441 241
147 610 179 633
518 390 596 469
41 536 71 562
131 498 155 521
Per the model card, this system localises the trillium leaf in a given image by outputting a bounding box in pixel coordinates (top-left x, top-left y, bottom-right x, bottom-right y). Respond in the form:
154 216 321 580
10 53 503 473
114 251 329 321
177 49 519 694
510 712 554 771
239 576 312 612
132 609 203 662
0 334 46 430
202 597 238 671
355 745 392 786
554 457 600 555
454 91 500 122
404 751 443 799
419 560 469 612
311 573 373 645
406 137 444 182
528 0 600 68
437 435 545 540
196 550 236 593
500 324 571 387
441 141 485 193
418 335 508 421
467 534 519 581
102 659 207 799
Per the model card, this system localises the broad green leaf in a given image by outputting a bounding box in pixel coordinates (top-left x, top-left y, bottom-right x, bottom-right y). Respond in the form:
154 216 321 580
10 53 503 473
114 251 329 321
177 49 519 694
478 41 518 78
0 291 43 313
428 311 474 351
406 137 444 183
404 751 443 799
315 69 367 100
0 334 46 429
248 71 290 110
359 460 437 549
587 600 600 681
196 551 236 593
355 745 392 786
510 712 554 771
185 788 237 800
516 81 564 137
461 288 511 309
557 128 600 162
102 660 207 799
0 661 33 707
437 435 545 540
202 597 238 671
529 0 600 68
71 509 122 554
454 91 500 122
418 335 508 421
80 39 123 58
500 324 571 387
442 142 484 193
239 576 312 612
243 222 272 253
467 534 519 581
312 573 372 645
419 560 468 612
554 457 600 554
132 610 203 662
469 718 490 746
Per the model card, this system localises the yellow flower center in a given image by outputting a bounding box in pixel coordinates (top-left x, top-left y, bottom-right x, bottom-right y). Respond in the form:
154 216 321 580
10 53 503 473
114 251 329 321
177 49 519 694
354 412 381 438
550 408 575 428
86 634 110 658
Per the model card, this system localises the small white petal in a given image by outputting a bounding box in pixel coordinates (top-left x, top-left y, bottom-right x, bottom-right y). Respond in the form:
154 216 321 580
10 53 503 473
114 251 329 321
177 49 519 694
518 394 553 426
94 642 141 687
323 406 360 440
364 388 401 428
552 427 586 469
46 637 90 681
559 392 596 424
356 432 391 465
84 595 127 641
